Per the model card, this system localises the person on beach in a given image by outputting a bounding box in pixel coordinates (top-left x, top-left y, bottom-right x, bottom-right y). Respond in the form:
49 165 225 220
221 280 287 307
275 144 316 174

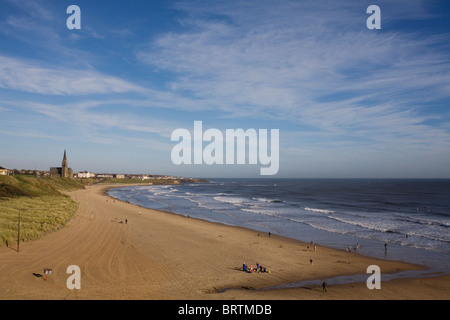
322 281 327 292
243 263 247 272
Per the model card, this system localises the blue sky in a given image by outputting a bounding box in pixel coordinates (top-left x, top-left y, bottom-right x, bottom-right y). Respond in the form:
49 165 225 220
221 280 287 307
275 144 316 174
0 0 449 178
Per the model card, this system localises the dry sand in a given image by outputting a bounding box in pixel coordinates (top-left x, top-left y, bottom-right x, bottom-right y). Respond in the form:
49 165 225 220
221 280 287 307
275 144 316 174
0 184 448 300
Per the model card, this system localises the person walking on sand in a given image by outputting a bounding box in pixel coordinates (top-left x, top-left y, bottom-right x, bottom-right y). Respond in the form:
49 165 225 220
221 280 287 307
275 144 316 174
322 281 327 292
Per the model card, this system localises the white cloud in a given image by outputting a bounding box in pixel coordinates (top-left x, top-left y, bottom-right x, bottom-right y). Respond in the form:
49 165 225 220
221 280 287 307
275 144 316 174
137 0 450 147
3 98 180 138
0 55 146 95
0 98 180 155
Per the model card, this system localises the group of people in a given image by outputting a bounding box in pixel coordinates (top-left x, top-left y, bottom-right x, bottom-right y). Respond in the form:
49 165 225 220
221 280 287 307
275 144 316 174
307 241 317 252
346 242 360 252
113 217 128 224
242 262 268 273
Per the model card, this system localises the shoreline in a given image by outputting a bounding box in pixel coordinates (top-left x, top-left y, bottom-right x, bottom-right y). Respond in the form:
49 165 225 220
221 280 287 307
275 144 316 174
101 184 448 298
104 184 444 272
0 183 448 299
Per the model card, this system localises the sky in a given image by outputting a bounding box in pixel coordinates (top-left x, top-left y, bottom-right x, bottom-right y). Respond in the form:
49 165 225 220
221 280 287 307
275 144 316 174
0 0 449 178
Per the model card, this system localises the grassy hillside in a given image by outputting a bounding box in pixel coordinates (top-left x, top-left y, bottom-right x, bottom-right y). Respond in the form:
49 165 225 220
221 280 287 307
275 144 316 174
0 175 86 198
0 176 85 247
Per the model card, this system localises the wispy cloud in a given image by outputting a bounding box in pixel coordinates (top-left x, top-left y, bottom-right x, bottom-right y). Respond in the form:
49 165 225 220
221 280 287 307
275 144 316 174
0 98 178 155
1 98 180 137
0 55 146 95
137 0 450 149
4 0 56 21
0 0 107 67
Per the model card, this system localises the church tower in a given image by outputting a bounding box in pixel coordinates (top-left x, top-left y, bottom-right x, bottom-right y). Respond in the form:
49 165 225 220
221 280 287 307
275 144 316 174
62 149 69 178
49 150 73 178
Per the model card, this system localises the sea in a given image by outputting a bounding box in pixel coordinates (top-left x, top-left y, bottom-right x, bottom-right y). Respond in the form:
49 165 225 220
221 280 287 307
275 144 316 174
108 179 450 276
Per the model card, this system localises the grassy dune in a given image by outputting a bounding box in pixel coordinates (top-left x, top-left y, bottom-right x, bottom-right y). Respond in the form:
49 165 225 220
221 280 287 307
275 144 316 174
0 176 85 247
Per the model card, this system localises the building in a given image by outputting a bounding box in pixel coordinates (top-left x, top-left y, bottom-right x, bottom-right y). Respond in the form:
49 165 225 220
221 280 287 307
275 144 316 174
96 173 113 178
50 150 73 178
0 166 8 176
76 171 95 178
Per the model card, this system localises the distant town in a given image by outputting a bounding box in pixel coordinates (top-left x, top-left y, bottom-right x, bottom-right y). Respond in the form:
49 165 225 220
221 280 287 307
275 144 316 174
0 150 186 181
0 168 183 181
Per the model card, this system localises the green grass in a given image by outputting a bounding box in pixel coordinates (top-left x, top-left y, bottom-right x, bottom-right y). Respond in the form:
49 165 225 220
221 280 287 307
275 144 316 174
0 175 87 198
0 195 79 247
0 176 84 247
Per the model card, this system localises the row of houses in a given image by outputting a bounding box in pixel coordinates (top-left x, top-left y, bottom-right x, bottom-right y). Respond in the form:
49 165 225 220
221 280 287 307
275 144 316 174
77 172 128 179
0 166 178 181
88 172 178 180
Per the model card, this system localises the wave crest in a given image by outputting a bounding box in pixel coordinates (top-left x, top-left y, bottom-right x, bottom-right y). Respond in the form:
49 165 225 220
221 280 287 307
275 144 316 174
304 207 335 214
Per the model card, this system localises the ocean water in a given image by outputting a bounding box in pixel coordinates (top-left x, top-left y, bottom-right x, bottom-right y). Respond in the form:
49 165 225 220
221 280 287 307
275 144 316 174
108 179 450 273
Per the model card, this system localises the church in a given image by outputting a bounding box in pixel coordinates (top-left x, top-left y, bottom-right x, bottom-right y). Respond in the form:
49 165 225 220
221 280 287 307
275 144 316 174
50 150 73 178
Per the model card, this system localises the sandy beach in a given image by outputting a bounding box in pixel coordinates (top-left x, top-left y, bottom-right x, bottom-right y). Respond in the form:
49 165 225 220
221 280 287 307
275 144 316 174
0 184 448 300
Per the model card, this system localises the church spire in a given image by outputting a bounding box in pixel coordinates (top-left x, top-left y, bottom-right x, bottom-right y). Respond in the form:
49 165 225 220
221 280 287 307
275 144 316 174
62 149 68 178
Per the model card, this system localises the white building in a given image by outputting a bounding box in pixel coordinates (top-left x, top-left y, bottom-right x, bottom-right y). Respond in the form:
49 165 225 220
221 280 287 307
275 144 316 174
77 171 95 178
0 166 8 176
